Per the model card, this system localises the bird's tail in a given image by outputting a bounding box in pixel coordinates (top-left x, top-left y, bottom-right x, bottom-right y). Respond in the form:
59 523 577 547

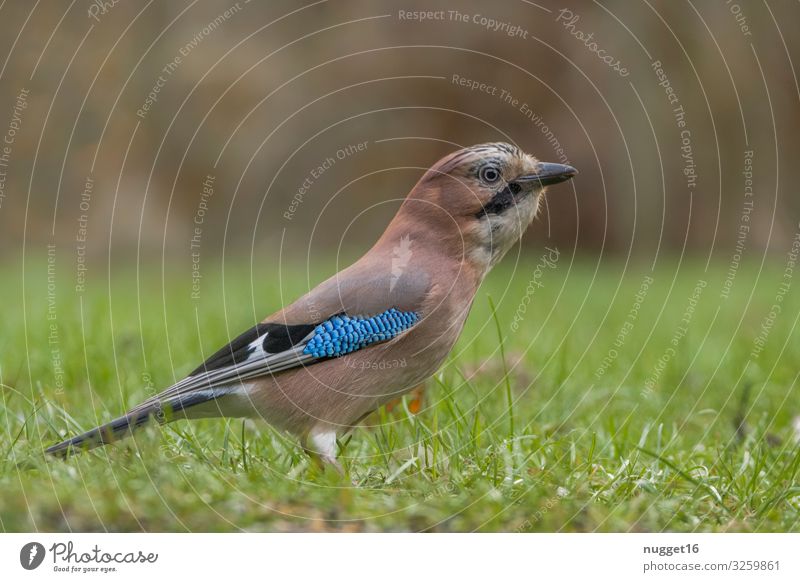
45 388 238 458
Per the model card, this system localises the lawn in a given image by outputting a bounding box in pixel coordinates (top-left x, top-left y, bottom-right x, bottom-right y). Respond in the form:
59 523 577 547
1 254 799 532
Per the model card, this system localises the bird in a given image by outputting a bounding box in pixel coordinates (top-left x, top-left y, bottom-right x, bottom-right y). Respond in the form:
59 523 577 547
46 142 576 468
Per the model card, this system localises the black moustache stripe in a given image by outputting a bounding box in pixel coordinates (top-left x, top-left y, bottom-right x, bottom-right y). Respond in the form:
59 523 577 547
475 182 522 218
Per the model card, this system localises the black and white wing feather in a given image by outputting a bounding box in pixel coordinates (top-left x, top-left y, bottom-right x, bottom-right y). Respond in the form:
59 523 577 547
128 321 318 414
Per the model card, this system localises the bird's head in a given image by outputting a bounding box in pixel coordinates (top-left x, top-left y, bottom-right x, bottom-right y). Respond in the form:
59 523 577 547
399 142 576 271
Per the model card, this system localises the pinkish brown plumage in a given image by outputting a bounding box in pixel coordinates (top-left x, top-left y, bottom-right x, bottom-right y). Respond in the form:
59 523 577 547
47 143 576 468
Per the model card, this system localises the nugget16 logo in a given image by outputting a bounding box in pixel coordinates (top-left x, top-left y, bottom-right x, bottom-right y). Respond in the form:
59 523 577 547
20 542 46 570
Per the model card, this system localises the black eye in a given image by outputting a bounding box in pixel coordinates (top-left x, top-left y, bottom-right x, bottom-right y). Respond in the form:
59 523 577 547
479 165 501 184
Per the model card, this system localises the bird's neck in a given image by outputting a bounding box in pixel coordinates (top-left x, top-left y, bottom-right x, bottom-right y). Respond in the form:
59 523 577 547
371 203 487 293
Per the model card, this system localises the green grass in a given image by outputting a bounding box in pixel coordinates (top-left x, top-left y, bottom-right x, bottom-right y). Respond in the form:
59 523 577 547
1 255 799 531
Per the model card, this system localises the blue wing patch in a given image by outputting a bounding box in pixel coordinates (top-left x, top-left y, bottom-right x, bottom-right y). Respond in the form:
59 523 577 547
303 308 419 358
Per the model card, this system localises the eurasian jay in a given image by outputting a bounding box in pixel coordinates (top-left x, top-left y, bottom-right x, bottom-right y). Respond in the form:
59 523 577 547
46 142 576 468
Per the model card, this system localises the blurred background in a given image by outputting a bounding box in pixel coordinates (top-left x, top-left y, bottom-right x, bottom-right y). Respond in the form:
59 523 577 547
0 0 797 271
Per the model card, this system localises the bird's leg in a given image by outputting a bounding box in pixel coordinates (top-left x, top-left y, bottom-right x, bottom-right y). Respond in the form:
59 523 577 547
303 425 343 474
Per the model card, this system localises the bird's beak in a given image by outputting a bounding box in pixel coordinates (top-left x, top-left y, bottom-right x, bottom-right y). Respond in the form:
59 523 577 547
516 163 578 187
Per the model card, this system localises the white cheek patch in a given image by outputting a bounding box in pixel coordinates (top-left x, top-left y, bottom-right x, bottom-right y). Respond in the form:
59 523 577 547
473 193 541 269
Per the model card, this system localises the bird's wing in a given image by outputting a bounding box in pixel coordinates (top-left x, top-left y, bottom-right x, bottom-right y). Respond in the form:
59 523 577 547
129 262 432 415
128 309 419 416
